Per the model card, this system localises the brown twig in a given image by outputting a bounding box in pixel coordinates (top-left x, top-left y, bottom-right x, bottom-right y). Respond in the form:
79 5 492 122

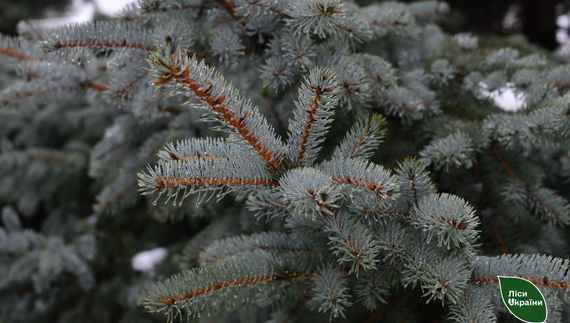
487 216 508 254
490 144 518 180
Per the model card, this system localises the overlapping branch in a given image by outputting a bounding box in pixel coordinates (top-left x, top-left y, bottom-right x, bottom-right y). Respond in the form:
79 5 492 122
287 67 340 167
148 48 285 171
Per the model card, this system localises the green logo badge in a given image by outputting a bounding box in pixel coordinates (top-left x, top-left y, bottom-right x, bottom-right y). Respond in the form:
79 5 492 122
498 276 547 323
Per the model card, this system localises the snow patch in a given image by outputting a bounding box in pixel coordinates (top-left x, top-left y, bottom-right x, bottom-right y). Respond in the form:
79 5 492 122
557 15 570 29
94 0 137 16
132 247 168 272
480 82 525 111
36 0 96 28
35 0 136 28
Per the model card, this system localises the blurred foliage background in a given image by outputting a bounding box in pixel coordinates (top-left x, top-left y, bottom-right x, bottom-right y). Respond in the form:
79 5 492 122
1 0 568 51
0 0 70 35
443 0 560 50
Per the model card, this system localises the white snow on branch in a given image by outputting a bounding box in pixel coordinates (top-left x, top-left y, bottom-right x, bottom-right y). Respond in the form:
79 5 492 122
480 82 525 111
37 0 96 28
131 247 167 273
35 0 136 28
94 0 137 16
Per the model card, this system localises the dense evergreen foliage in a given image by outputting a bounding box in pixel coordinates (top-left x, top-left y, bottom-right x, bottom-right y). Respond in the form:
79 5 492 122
1 1 570 322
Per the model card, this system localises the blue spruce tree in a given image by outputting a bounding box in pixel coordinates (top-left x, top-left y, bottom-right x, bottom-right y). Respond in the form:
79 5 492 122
1 0 570 322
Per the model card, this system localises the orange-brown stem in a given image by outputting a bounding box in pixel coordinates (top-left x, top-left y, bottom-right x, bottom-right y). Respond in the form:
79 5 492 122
161 66 282 171
0 46 38 61
487 217 508 254
490 144 518 180
53 40 154 51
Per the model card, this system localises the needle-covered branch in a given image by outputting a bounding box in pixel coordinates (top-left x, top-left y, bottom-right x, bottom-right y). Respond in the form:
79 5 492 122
287 67 340 167
148 47 285 171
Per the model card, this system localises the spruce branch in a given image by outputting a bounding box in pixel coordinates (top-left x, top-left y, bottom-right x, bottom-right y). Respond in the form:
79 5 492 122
0 45 37 62
309 264 352 319
122 0 204 21
93 173 139 215
41 21 155 53
419 257 470 305
157 138 234 163
359 53 399 99
473 254 570 293
394 157 435 204
408 0 449 24
90 115 168 177
284 0 372 44
259 31 314 94
105 69 149 101
528 187 570 227
371 219 414 264
483 114 527 150
231 0 286 42
138 157 279 206
246 187 289 219
1 84 73 107
180 213 241 266
237 0 284 15
198 232 309 263
279 168 342 218
1 75 109 108
1 63 109 108
280 31 316 68
448 285 497 323
325 213 380 273
148 47 285 171
383 87 429 123
259 55 299 91
332 113 387 160
144 251 276 318
410 193 479 249
319 54 372 111
364 2 413 39
355 269 390 310
318 158 399 202
1 208 96 293
0 36 40 62
286 66 340 167
350 195 410 217
209 27 245 67
145 250 327 321
420 132 475 172
487 216 509 254
490 143 518 180
1 59 111 108
550 94 570 138
215 0 242 21
400 236 446 289
26 149 85 168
